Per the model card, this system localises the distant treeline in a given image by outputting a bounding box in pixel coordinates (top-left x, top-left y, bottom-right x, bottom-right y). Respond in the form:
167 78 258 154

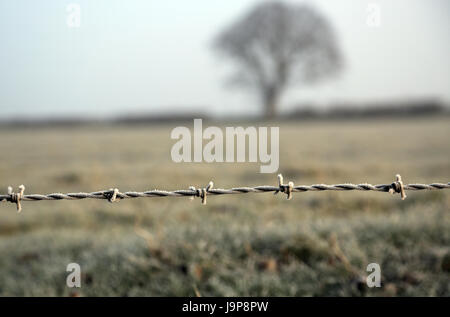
0 99 448 128
0 113 211 128
113 113 210 125
284 99 448 120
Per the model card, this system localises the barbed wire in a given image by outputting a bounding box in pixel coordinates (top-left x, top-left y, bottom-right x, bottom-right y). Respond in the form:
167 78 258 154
1 174 449 212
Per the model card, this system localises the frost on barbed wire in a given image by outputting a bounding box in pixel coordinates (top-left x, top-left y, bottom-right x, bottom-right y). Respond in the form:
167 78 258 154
1 174 449 212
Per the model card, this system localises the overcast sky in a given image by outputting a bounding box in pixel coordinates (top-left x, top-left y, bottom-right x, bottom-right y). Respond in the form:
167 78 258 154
0 0 449 119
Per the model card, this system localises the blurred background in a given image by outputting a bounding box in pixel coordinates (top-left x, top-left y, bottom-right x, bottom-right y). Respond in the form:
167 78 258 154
0 0 449 296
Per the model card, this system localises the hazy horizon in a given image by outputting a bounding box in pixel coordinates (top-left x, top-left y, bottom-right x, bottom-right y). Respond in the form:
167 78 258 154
1 0 449 119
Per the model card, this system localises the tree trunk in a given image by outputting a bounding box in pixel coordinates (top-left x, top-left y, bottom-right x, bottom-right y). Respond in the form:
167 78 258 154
263 88 278 120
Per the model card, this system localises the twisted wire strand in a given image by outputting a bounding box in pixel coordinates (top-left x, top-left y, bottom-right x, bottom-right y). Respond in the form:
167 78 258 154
1 174 449 210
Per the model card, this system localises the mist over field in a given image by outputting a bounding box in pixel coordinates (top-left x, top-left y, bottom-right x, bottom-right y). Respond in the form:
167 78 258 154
0 0 449 298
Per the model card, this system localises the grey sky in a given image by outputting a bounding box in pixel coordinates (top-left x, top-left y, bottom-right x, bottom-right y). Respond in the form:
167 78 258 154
0 0 449 119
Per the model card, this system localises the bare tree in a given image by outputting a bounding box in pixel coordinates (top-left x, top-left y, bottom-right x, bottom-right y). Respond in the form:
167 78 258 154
213 1 342 119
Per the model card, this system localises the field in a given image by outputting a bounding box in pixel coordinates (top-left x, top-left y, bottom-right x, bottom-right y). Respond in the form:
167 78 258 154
0 117 449 296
